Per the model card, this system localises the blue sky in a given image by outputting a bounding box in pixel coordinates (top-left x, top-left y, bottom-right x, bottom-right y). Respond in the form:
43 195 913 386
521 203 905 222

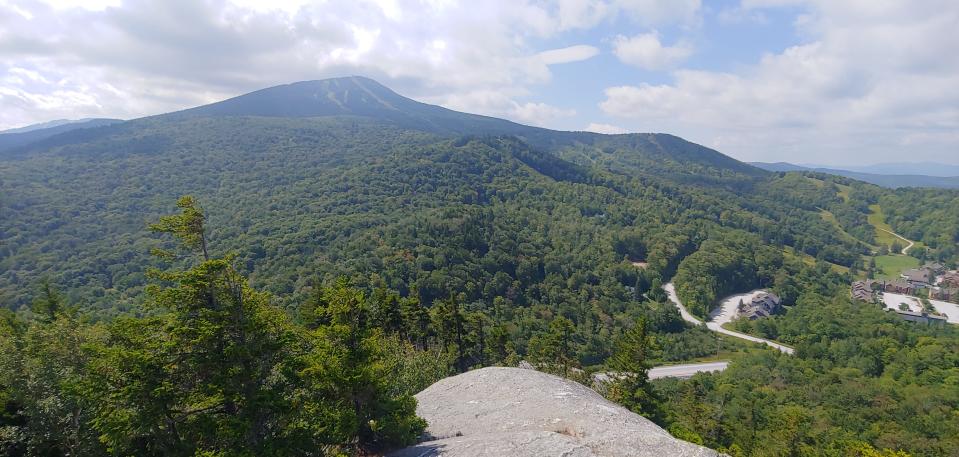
528 1 806 130
2 0 958 165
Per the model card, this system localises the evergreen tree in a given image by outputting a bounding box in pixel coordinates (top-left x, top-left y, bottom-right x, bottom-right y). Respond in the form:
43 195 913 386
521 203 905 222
431 296 467 371
606 317 660 421
302 279 426 455
401 295 430 349
31 277 64 322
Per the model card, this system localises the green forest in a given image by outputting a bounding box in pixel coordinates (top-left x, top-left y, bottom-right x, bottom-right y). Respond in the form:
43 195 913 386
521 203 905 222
2 82 958 456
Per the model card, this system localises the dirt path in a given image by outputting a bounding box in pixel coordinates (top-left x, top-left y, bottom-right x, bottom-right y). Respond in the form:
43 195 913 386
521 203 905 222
877 228 914 255
663 282 795 355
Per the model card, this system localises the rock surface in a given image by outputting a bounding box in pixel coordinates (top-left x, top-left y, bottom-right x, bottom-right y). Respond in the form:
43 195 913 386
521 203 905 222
389 367 721 457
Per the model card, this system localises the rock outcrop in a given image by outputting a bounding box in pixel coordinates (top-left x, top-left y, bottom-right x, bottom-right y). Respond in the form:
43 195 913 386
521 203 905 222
390 367 720 457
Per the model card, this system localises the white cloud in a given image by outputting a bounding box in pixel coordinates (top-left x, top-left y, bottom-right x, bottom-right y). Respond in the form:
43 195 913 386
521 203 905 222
511 102 576 126
600 0 959 164
556 0 610 30
535 45 600 65
585 122 629 134
614 0 702 27
0 0 611 129
612 32 692 70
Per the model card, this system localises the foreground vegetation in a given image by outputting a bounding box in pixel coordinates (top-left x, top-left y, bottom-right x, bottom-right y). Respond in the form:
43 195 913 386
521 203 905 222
0 199 438 456
2 197 955 456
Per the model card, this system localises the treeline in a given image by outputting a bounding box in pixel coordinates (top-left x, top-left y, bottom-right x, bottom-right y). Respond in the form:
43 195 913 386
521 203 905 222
3 121 871 316
0 197 743 456
0 198 447 456
657 293 959 457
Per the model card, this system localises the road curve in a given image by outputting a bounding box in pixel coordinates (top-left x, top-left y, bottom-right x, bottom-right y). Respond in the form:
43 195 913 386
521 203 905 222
664 282 795 355
877 228 914 255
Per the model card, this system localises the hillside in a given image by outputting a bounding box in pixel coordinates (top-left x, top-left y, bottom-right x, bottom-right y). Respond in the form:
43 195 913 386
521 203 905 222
0 76 865 315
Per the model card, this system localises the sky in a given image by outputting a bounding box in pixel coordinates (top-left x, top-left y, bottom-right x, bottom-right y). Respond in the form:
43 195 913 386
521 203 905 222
1 0 958 165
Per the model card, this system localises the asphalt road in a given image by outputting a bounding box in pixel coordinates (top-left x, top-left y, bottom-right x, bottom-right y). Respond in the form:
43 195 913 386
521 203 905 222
664 282 795 355
648 361 729 379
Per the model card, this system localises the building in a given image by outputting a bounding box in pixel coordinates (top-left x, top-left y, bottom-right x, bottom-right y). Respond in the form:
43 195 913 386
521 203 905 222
886 308 948 325
884 280 917 295
940 272 959 288
739 292 782 320
851 280 877 302
924 262 946 275
932 287 959 303
901 267 934 286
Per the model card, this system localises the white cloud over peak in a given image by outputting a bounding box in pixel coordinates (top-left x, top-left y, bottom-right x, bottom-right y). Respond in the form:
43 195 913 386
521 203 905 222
0 0 622 129
585 122 629 134
512 102 576 126
612 32 693 70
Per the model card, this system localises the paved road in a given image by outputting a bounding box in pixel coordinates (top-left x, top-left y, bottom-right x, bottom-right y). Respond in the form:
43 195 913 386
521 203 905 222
878 228 914 254
648 361 729 379
593 361 730 384
664 282 795 355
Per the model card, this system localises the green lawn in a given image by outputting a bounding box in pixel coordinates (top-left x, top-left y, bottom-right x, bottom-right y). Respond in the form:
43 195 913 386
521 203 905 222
820 209 874 250
836 183 851 202
874 255 919 279
783 246 851 275
868 204 899 248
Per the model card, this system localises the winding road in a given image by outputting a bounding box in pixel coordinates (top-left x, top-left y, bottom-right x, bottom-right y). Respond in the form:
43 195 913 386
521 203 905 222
663 282 795 355
877 228 914 255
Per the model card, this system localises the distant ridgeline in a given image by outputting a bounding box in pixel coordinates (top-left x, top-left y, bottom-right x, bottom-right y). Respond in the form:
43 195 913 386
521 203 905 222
751 161 959 189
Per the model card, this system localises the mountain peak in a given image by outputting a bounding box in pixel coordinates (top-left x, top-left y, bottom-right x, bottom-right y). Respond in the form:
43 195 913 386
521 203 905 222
172 75 529 135
176 75 409 119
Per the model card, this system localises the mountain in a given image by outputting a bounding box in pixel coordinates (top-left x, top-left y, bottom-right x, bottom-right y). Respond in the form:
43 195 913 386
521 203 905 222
169 76 530 136
0 118 122 153
0 77 873 313
0 119 98 134
751 161 959 189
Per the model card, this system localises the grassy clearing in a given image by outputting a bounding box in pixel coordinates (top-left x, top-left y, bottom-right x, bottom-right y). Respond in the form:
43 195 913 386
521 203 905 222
836 183 851 202
874 255 919 279
868 204 900 248
806 176 826 188
820 209 874 249
783 246 851 275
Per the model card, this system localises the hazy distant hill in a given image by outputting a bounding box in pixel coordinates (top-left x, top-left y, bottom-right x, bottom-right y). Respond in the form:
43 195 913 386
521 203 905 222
751 161 959 189
0 118 122 153
813 161 959 177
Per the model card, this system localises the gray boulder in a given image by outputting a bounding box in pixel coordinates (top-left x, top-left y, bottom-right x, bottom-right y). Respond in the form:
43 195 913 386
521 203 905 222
390 367 720 457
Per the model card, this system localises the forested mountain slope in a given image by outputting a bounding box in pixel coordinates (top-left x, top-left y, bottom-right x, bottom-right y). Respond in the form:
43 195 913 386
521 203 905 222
1 78 865 316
